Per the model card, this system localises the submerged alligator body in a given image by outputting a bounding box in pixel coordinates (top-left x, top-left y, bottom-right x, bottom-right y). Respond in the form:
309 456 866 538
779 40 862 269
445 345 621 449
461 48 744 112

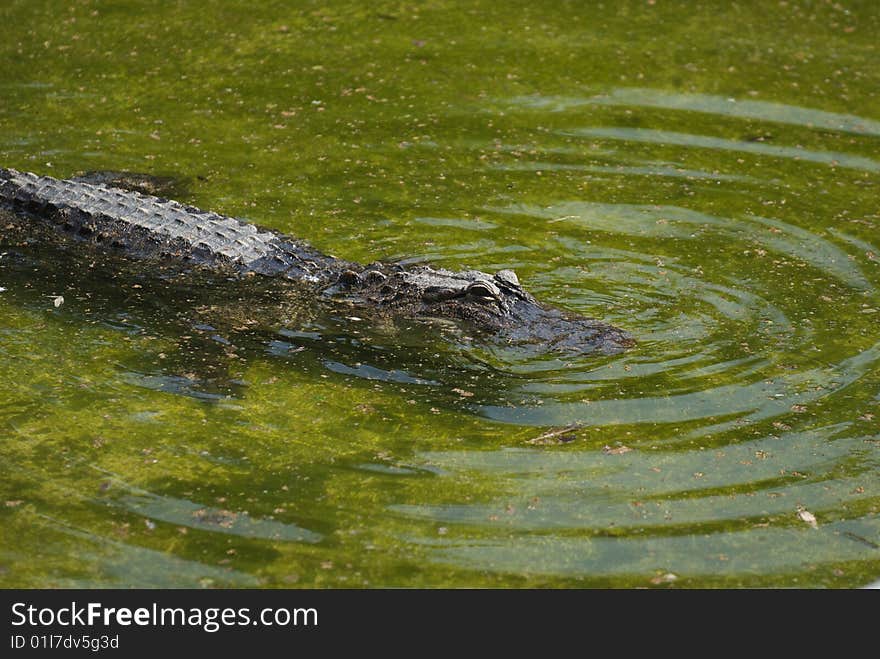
0 168 632 354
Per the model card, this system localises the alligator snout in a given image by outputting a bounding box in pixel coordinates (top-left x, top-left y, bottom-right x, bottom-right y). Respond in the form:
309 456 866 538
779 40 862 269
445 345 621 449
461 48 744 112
372 265 633 355
498 298 634 354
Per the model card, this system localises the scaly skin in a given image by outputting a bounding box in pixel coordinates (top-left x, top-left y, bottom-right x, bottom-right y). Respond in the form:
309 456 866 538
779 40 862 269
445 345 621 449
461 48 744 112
0 168 633 354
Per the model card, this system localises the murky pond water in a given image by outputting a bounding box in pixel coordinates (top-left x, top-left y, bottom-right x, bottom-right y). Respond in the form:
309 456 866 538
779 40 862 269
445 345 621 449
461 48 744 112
1 1 878 587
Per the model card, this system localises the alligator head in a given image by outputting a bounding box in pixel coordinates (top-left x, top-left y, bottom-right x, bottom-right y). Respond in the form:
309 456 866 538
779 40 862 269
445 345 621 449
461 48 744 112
335 264 633 355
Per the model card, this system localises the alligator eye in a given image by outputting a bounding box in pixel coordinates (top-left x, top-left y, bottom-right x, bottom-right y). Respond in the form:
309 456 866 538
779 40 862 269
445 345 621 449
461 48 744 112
466 283 499 303
494 269 520 288
337 269 362 287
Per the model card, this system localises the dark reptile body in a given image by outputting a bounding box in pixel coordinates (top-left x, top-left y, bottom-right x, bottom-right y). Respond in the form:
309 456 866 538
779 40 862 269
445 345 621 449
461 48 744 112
0 168 347 283
0 167 633 354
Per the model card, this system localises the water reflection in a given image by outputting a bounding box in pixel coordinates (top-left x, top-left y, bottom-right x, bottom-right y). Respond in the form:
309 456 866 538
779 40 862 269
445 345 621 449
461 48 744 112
561 127 880 172
38 515 260 587
391 425 879 580
509 88 880 136
408 519 879 579
3 67 880 588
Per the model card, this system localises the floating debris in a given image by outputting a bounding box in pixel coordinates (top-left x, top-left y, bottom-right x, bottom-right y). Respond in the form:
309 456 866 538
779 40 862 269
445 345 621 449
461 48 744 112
526 423 583 445
797 506 818 529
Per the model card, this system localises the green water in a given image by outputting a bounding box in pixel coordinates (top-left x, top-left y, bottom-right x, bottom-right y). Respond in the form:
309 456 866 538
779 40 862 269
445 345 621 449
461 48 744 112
1 0 878 588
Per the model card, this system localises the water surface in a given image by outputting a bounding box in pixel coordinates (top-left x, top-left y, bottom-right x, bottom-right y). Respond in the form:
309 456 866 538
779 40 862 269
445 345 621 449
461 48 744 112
1 0 878 587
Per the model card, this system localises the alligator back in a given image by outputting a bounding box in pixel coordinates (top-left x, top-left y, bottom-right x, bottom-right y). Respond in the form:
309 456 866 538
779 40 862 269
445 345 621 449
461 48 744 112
0 168 340 282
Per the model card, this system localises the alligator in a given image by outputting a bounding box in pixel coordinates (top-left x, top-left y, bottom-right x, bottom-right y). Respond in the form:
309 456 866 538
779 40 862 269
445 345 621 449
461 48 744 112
0 167 632 354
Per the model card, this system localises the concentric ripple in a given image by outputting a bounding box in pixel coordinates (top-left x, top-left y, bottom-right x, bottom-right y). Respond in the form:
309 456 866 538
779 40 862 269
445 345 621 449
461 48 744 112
456 199 879 429
377 88 880 585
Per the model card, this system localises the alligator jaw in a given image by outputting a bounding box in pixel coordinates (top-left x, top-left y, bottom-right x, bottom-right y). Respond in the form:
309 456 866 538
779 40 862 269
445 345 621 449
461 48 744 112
496 297 634 354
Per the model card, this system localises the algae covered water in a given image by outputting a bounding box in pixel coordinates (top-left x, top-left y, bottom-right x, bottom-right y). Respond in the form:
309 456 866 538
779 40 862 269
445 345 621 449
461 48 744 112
0 0 878 587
